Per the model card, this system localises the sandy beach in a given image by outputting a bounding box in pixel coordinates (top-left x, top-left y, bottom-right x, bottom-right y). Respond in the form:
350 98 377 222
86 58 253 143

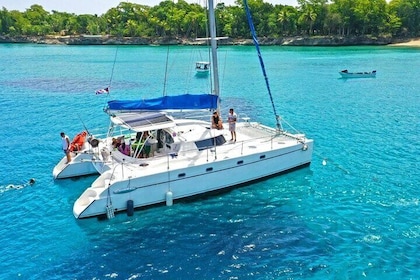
389 38 420 47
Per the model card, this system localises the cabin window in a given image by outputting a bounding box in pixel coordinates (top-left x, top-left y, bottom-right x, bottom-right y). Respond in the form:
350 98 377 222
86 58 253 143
195 135 226 151
157 129 174 149
163 130 174 144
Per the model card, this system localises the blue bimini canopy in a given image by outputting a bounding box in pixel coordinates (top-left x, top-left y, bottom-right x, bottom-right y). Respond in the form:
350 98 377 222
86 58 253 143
107 94 218 112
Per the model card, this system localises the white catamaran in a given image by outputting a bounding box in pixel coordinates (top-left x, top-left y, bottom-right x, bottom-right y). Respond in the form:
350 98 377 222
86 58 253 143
64 0 313 219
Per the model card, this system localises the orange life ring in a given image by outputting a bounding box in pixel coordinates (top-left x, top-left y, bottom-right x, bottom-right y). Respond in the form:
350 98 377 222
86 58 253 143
70 131 87 152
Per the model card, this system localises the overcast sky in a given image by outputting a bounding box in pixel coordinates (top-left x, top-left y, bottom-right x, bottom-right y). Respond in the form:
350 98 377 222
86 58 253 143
1 0 298 15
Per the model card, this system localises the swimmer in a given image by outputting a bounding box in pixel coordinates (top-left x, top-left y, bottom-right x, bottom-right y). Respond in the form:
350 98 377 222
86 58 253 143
6 184 23 190
4 179 35 190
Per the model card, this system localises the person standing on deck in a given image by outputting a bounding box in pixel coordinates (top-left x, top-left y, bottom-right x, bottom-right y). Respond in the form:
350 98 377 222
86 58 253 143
60 132 71 164
228 108 237 142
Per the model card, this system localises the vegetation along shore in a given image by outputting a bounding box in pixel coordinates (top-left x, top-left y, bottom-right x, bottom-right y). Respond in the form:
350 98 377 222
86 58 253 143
0 0 419 46
1 34 419 46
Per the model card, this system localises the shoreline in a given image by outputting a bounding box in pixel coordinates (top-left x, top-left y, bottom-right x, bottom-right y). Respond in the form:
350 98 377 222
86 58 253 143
388 38 420 47
1 35 419 47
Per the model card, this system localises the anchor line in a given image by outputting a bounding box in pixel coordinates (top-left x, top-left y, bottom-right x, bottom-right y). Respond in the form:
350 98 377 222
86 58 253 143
313 149 350 175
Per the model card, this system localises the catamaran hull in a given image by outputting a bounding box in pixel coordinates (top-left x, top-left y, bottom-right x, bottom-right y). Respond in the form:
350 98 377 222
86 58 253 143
73 140 313 219
53 152 99 179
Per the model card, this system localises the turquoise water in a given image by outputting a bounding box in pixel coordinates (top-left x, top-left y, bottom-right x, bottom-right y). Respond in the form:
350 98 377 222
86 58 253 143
0 44 419 279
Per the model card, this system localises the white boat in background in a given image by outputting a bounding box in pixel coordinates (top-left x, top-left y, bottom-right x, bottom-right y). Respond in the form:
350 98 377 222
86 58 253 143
195 61 210 75
339 69 377 78
72 0 314 219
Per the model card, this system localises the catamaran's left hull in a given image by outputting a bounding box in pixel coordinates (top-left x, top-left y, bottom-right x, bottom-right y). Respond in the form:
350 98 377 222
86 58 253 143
53 152 99 179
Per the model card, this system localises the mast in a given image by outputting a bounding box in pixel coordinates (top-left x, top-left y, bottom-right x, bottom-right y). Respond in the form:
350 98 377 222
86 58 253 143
208 0 220 104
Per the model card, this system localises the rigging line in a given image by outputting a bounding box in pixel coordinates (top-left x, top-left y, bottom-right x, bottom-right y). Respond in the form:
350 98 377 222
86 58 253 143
108 46 119 90
162 0 177 97
206 0 217 103
243 0 281 131
162 45 170 97
219 50 228 99
204 0 213 97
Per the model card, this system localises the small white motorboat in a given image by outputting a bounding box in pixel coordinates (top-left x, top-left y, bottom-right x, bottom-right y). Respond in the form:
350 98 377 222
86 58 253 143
339 69 377 78
195 61 210 75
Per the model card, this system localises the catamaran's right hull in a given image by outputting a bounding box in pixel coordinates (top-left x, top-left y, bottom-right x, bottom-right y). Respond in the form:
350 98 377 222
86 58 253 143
73 135 313 219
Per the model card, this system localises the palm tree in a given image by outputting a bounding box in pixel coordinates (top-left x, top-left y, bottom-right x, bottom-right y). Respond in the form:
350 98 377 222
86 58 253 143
277 9 289 35
299 5 317 35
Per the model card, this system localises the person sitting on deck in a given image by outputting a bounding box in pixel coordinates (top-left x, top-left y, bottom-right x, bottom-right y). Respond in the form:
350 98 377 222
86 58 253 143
212 111 223 130
112 137 122 149
118 142 130 156
132 131 150 158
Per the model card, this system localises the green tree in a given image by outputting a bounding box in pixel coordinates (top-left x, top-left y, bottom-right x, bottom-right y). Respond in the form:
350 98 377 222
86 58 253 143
323 6 342 35
389 0 420 36
276 6 298 36
277 8 290 35
330 0 356 35
353 0 387 35
50 11 70 34
23 4 51 35
0 0 417 40
8 10 31 35
298 0 328 35
0 8 13 34
298 4 317 35
215 4 235 37
149 0 177 36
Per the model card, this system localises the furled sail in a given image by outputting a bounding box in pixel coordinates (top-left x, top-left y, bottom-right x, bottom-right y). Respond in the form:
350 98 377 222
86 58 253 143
243 0 281 130
106 94 218 112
